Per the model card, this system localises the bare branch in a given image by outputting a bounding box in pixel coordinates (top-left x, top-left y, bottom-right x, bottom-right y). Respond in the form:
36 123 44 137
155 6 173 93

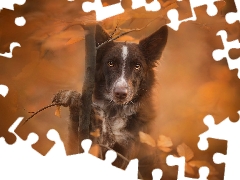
96 16 164 50
79 23 97 151
109 19 120 39
22 103 65 126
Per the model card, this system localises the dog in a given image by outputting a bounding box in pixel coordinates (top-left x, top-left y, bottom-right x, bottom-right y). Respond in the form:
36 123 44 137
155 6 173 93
52 24 168 178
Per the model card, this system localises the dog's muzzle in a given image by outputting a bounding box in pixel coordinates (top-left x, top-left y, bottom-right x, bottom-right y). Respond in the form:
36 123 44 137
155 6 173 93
114 86 128 100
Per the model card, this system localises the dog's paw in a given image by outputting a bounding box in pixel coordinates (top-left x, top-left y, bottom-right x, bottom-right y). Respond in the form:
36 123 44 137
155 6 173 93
52 90 82 108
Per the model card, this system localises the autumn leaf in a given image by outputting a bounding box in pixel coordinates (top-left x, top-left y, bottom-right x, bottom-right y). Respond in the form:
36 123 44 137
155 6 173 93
55 105 61 118
139 131 156 147
185 163 195 176
175 143 219 177
89 144 100 157
66 37 84 45
157 135 173 152
90 129 100 138
74 13 96 25
188 160 218 175
177 143 194 162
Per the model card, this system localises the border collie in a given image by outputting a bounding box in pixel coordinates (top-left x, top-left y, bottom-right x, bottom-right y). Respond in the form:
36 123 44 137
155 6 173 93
52 24 168 176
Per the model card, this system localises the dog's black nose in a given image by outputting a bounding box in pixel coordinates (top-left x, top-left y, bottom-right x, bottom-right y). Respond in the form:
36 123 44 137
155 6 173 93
114 87 128 100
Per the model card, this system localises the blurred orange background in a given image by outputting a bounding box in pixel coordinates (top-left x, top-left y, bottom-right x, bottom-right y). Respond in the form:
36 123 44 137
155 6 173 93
0 0 240 179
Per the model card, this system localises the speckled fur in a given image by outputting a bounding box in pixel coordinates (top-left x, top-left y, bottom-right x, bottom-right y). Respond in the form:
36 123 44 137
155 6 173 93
52 24 168 172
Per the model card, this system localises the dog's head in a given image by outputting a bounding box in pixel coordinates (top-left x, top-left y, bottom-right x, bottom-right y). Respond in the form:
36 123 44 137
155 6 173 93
94 24 168 105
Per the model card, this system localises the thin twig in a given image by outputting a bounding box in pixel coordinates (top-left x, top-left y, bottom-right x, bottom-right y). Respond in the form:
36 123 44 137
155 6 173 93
99 144 144 180
109 19 119 39
22 103 64 126
96 16 161 50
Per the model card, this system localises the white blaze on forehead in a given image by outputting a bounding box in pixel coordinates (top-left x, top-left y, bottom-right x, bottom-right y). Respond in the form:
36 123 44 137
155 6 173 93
122 45 128 60
115 45 128 87
121 45 128 76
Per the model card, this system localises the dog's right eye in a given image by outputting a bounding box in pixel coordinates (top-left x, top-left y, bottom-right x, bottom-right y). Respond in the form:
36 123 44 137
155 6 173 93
108 61 114 67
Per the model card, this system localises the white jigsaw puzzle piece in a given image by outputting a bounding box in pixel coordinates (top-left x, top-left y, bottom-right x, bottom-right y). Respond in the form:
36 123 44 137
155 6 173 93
15 16 26 26
1 117 42 158
225 0 240 24
152 169 163 180
82 0 124 21
65 139 139 180
167 0 223 31
82 0 163 21
0 84 9 97
0 0 26 11
198 111 240 180
45 129 66 157
131 0 160 11
0 118 140 180
166 155 209 180
2 0 239 179
125 158 139 179
0 1 25 59
0 42 21 58
104 149 117 164
212 30 240 78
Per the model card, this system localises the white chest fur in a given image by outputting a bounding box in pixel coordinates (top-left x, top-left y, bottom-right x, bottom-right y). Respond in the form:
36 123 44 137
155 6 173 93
93 102 136 146
109 116 127 143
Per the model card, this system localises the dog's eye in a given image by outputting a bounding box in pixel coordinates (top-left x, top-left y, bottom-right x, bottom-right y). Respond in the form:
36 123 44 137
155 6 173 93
135 63 141 70
108 61 114 67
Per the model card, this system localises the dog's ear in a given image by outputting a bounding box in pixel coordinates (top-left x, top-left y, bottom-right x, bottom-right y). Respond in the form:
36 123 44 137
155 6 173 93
139 25 168 63
95 24 114 47
95 24 115 63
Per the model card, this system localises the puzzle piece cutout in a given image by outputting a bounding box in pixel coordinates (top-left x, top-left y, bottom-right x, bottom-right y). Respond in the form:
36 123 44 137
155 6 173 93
82 0 124 21
0 85 9 97
1 0 240 179
198 112 240 180
0 112 142 179
82 0 164 21
225 0 240 24
166 155 209 180
0 1 26 58
0 117 67 158
152 169 163 180
131 0 160 12
167 0 224 31
0 42 21 58
212 30 240 78
15 16 26 26
0 0 25 11
82 0 226 31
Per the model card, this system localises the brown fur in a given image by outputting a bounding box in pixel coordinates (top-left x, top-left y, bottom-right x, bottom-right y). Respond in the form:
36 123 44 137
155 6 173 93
52 24 168 179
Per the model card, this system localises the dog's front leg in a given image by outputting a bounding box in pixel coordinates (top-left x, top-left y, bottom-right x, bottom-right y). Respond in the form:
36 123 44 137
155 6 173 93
52 90 101 154
52 90 83 154
52 90 82 122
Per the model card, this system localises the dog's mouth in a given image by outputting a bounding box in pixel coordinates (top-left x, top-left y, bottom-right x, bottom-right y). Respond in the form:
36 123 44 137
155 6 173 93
113 98 130 105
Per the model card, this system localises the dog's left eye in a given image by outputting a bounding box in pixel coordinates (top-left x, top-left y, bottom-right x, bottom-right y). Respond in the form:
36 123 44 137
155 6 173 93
108 61 114 67
135 63 141 70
